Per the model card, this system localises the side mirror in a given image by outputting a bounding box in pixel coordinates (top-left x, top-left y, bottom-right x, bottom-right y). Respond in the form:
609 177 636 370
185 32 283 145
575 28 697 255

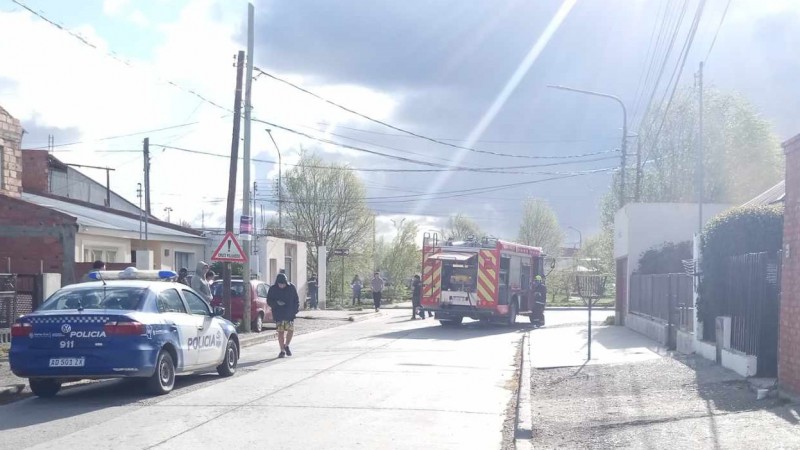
213 306 225 317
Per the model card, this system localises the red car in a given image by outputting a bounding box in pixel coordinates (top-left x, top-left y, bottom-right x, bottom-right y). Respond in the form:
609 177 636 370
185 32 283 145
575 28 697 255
211 279 272 332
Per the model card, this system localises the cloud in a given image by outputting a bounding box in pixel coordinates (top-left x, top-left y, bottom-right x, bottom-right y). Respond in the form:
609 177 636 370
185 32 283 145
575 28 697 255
103 0 130 17
129 10 150 28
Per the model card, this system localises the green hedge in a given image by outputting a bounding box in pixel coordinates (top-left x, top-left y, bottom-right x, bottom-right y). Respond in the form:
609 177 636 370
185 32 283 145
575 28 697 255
697 205 783 334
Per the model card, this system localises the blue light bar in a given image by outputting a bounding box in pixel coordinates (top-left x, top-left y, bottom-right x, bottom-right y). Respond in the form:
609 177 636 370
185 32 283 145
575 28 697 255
89 267 178 281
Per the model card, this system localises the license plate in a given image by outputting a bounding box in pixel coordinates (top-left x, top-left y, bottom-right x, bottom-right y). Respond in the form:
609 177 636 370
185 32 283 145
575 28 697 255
451 296 466 302
49 357 85 368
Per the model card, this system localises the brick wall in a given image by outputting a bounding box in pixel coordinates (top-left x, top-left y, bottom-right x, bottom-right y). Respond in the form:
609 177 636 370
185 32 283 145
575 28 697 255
780 134 800 396
0 106 23 198
21 149 49 193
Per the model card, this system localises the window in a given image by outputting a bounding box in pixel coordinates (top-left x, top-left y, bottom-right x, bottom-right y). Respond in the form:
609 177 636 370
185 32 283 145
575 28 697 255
211 280 244 297
257 284 268 298
83 247 118 263
40 287 145 311
284 256 293 282
183 290 210 315
157 289 186 313
175 251 191 271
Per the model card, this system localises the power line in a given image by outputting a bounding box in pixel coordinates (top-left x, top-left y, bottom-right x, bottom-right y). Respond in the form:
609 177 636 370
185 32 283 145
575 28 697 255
629 0 671 126
703 0 732 63
253 66 599 161
12 0 231 113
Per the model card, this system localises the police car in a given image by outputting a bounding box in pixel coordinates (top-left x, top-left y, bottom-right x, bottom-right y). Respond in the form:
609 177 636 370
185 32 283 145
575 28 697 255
9 268 240 398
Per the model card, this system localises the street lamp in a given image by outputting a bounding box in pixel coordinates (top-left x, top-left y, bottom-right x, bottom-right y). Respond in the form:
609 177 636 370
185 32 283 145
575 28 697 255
266 129 283 229
163 206 173 223
567 226 582 249
547 85 628 207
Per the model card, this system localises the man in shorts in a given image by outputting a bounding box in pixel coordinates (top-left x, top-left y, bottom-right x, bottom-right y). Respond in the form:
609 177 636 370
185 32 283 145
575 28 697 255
267 273 300 358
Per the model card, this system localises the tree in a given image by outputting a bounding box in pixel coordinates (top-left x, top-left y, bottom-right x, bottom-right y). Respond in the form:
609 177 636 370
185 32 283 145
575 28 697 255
637 86 782 204
443 214 483 240
578 230 614 275
281 154 373 274
517 198 563 257
378 219 420 301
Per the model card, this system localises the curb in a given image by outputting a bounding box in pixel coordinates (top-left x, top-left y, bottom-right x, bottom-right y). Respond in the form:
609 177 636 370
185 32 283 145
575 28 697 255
546 306 614 311
298 311 382 322
515 332 533 450
0 383 24 397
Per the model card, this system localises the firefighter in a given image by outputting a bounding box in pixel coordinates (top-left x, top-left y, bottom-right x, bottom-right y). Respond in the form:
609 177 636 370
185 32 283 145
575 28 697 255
532 275 547 327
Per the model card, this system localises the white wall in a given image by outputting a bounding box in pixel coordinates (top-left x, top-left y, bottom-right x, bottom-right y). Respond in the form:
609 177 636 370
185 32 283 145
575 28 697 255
614 203 731 314
76 233 131 263
253 236 308 298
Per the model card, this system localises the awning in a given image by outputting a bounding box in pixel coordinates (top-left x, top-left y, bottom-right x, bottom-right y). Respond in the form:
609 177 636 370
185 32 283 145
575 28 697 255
427 252 476 262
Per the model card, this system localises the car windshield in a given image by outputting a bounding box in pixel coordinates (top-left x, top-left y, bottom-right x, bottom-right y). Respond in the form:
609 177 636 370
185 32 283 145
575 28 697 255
39 287 147 311
212 281 244 297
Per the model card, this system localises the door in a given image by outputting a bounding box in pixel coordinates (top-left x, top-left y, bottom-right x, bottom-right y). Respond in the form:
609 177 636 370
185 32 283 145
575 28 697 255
156 288 198 370
498 256 511 305
181 289 225 367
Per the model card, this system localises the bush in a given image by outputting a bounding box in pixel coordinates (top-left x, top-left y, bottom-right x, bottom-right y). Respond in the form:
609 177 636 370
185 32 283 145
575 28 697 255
697 205 783 329
637 241 692 274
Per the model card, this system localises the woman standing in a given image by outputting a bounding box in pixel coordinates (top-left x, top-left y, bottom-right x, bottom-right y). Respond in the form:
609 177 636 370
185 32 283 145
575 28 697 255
351 275 363 305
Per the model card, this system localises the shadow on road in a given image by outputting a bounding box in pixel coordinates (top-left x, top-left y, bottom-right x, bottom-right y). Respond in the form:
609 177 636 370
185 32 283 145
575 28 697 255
372 320 533 341
0 373 223 431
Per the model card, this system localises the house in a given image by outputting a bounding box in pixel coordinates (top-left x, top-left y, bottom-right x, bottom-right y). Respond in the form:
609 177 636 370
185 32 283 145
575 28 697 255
779 135 800 398
0 106 208 284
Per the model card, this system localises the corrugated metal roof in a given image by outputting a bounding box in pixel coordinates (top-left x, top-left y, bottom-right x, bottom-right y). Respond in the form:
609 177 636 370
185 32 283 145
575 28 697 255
742 180 785 207
21 193 204 242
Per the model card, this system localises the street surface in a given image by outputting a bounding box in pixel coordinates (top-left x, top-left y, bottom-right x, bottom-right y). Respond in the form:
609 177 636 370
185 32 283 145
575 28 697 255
0 309 533 450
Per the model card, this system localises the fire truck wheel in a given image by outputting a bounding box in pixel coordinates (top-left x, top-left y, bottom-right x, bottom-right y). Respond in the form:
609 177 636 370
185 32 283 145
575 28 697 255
439 317 463 327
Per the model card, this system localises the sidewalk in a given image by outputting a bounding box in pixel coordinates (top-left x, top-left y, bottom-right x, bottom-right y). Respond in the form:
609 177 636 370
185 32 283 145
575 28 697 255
527 325 800 448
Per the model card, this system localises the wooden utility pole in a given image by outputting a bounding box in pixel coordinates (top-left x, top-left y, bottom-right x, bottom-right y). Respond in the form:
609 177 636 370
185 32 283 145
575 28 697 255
697 61 704 235
224 50 245 321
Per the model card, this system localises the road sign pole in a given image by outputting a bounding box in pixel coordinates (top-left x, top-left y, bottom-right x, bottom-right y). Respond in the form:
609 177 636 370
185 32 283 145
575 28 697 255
588 298 593 361
341 254 345 305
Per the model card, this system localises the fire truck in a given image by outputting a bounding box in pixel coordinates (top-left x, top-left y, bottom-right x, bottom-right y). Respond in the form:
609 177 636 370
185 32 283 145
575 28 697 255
420 233 545 326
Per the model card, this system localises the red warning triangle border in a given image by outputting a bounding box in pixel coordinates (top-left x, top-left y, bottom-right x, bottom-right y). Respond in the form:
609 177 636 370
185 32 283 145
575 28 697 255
210 232 247 263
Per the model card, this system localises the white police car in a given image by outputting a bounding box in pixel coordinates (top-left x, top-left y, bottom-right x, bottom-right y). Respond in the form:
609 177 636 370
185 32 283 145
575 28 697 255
9 268 239 397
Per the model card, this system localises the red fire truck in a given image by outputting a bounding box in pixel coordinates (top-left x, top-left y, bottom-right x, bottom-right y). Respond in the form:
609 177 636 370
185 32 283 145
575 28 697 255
421 233 545 326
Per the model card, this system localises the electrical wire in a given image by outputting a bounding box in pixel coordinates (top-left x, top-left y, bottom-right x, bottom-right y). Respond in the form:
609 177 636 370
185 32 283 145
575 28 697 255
703 0 732 64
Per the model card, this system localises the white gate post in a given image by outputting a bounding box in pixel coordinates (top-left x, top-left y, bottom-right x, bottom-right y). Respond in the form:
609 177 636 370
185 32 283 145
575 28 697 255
318 246 327 310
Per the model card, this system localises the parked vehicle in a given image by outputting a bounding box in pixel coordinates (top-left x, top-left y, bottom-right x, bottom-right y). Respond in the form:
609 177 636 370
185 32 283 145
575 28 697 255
420 234 545 326
211 279 272 332
9 267 239 397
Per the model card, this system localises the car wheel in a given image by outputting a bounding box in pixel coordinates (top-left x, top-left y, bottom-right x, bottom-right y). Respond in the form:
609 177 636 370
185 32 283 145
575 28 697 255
439 317 463 327
29 378 61 398
508 300 518 326
252 312 264 333
217 338 239 377
147 350 176 395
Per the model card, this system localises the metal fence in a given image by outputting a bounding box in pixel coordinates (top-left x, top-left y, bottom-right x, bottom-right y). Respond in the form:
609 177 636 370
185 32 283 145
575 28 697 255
724 252 780 365
0 274 38 330
629 273 693 323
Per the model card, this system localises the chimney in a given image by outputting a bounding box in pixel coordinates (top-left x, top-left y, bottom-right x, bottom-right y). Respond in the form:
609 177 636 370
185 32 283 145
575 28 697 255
0 106 23 198
21 149 50 193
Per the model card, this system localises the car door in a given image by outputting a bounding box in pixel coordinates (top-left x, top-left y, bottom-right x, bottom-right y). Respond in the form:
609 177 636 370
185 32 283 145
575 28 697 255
257 283 272 322
181 289 225 367
156 288 200 370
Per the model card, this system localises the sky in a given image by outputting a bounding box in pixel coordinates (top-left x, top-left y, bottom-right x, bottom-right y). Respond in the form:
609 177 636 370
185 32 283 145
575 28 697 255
1 0 799 247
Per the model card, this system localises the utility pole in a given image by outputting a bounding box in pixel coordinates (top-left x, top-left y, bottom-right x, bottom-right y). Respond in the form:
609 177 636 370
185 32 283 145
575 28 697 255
241 3 255 332
635 139 642 202
224 51 245 322
266 129 283 229
137 183 143 240
697 61 704 235
143 138 150 240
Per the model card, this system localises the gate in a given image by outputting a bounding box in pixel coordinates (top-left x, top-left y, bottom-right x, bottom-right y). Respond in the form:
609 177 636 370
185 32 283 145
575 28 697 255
0 274 40 342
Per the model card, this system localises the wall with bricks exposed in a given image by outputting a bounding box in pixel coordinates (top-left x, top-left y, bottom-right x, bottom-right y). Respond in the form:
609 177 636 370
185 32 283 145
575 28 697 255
0 106 23 198
21 149 49 193
780 134 800 396
0 194 78 284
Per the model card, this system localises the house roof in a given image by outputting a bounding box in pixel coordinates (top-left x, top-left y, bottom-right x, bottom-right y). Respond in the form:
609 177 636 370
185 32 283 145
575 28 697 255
21 192 205 243
742 180 785 207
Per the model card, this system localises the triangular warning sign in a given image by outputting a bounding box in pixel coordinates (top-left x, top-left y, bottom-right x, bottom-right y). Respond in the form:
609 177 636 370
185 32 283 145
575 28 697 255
211 232 247 263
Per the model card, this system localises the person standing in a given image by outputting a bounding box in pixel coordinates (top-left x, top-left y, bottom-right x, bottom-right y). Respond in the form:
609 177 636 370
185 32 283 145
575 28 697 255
411 274 425 320
267 273 300 358
191 261 213 303
371 272 384 312
177 268 190 286
351 275 363 306
81 260 106 282
308 274 319 310
532 275 547 327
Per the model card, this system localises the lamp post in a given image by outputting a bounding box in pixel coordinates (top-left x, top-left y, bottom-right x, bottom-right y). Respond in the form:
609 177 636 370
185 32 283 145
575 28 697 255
163 206 173 223
548 85 628 207
266 129 283 229
568 226 582 250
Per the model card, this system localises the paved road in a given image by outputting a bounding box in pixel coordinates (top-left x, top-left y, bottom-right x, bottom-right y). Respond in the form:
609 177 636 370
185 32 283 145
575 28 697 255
0 309 528 450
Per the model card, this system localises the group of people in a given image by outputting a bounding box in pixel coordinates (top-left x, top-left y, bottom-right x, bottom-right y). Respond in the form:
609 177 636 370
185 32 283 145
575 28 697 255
307 272 388 313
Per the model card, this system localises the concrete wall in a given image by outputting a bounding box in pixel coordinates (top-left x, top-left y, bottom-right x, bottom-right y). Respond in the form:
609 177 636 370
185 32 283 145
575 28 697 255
131 239 206 272
0 106 23 198
780 134 800 395
76 233 132 264
626 312 669 346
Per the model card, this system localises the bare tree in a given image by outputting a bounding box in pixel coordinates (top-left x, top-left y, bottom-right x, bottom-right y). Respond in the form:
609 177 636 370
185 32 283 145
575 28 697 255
443 213 483 240
517 198 563 257
281 154 373 273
